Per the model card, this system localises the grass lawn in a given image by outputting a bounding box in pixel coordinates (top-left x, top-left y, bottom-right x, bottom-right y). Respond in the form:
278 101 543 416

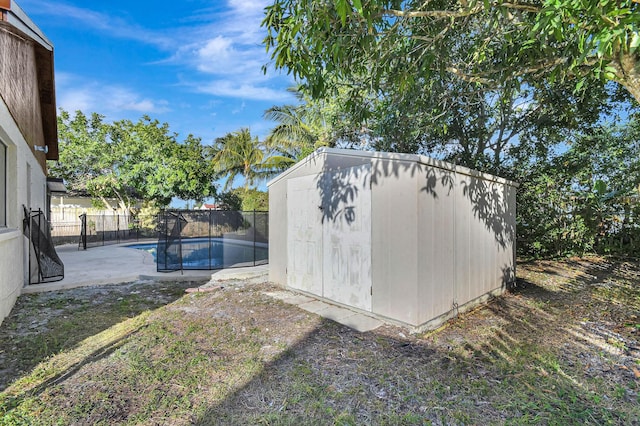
0 258 638 425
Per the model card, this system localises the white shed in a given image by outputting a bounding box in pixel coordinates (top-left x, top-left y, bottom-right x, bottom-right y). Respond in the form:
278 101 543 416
268 148 517 331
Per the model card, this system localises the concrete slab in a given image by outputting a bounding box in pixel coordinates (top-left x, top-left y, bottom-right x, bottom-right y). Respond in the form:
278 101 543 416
22 243 261 294
280 294 315 305
206 264 269 285
318 305 356 322
339 314 384 332
263 291 314 305
298 300 332 314
266 290 383 332
262 291 296 301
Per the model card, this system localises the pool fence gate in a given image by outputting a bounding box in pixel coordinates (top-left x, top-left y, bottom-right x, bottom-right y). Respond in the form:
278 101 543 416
23 207 65 284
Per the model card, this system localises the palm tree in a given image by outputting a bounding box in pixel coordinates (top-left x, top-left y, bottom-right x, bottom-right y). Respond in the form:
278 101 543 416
211 128 293 190
263 87 333 161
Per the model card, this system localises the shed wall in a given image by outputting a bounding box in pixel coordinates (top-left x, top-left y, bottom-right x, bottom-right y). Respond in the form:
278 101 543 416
269 149 517 330
416 164 456 324
268 151 370 286
370 157 419 325
415 167 516 327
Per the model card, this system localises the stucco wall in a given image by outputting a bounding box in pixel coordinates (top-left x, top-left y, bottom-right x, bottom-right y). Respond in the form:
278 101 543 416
0 230 23 322
0 96 48 324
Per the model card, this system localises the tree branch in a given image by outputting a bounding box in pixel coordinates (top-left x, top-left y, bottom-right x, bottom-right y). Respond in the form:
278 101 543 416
383 1 541 20
445 56 568 85
383 6 482 19
499 2 541 13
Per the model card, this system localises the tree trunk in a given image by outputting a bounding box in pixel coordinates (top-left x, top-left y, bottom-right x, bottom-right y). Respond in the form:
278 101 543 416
613 53 640 105
99 196 115 211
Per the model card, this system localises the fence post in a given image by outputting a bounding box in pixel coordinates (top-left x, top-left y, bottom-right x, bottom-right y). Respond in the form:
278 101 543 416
163 211 168 271
208 209 212 270
25 208 32 284
79 213 87 250
253 210 256 267
178 213 184 275
36 209 43 283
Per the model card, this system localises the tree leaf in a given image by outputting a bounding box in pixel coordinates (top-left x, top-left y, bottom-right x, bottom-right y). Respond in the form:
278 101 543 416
352 0 363 14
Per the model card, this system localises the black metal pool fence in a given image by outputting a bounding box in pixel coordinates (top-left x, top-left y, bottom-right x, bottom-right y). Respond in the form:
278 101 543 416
77 213 146 249
157 210 269 272
23 207 64 284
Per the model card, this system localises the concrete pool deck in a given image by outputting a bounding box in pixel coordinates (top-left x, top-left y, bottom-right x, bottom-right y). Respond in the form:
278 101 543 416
22 243 266 294
21 243 383 332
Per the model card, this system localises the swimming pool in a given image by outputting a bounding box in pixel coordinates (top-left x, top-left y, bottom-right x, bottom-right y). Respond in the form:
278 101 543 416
128 238 268 271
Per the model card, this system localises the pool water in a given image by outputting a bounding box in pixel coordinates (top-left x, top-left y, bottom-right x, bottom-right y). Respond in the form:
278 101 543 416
128 239 268 270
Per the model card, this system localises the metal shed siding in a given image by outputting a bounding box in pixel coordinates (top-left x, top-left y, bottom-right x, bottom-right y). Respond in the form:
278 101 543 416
268 178 288 285
416 164 456 325
268 148 517 329
268 151 371 287
415 165 517 327
370 157 419 325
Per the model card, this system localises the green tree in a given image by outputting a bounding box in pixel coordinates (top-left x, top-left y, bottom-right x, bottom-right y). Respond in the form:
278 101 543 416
515 114 640 257
263 0 640 102
214 191 243 210
211 128 293 190
264 102 320 161
262 0 622 174
264 85 370 158
51 110 216 213
232 188 269 211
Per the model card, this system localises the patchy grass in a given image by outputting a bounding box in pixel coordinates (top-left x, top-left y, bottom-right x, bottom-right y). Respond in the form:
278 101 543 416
1 258 639 425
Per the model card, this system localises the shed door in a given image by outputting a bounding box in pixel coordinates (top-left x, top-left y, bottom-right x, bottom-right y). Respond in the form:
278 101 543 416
286 165 372 313
321 165 372 311
287 174 323 296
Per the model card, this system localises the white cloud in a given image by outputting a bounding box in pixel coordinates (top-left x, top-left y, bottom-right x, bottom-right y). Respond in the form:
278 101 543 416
31 0 292 104
232 101 246 114
108 88 170 113
177 0 292 101
22 2 174 48
228 0 268 14
58 88 93 113
57 75 171 115
197 81 292 102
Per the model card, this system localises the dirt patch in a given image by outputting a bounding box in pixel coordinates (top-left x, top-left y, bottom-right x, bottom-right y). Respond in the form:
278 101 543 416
0 258 639 424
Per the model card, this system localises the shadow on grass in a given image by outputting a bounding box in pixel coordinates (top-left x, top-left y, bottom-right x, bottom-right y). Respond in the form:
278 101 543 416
1 260 638 424
0 280 201 391
191 263 638 424
194 295 633 424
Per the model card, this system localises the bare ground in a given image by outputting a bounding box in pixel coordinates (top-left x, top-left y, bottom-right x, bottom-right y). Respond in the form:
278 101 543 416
0 257 638 425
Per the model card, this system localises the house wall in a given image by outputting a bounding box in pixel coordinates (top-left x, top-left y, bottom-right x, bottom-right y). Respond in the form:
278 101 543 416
0 96 48 324
0 21 47 173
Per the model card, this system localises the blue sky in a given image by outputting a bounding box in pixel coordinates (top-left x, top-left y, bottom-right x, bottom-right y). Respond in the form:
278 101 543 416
19 0 295 143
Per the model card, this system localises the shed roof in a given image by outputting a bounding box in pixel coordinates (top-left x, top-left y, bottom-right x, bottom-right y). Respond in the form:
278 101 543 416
267 148 518 188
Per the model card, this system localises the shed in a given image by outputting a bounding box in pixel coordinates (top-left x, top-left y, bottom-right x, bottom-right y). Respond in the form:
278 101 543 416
268 148 517 331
